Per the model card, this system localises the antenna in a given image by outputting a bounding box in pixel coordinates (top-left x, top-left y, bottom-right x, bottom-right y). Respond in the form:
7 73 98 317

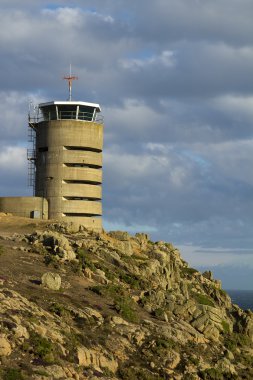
63 64 78 101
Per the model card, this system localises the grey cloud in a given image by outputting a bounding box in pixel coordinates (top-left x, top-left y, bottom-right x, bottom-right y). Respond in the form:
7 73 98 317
0 1 252 287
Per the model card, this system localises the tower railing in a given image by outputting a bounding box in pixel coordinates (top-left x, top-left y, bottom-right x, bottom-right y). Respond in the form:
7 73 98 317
28 110 104 124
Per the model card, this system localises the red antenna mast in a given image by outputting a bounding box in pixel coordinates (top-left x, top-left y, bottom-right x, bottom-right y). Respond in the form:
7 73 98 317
63 64 78 101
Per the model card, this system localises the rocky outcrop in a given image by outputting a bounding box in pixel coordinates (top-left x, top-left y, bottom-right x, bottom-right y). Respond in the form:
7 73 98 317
0 221 252 380
77 346 118 373
28 230 76 261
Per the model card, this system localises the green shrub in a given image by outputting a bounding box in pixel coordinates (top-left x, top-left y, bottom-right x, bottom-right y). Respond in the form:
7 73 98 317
76 249 96 271
182 267 198 276
154 336 177 352
224 332 252 352
94 262 116 281
114 296 139 323
189 355 200 366
199 367 239 379
119 273 141 289
44 254 60 269
34 369 49 377
69 259 83 274
221 320 230 334
118 366 163 380
2 368 25 380
49 302 69 317
192 292 215 307
152 308 165 320
219 289 227 297
29 332 55 364
89 285 104 295
90 284 139 323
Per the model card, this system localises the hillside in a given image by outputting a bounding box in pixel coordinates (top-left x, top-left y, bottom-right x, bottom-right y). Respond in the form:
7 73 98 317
0 214 252 380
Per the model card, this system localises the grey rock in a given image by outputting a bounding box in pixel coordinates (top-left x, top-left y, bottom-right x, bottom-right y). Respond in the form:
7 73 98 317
41 272 61 290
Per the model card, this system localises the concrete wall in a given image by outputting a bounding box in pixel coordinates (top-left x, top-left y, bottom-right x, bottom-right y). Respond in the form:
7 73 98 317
0 197 48 219
35 120 103 231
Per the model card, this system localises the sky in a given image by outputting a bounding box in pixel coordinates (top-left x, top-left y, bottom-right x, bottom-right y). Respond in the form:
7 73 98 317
0 0 252 290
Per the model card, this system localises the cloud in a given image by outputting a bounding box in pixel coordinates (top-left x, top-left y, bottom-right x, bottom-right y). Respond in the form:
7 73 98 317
179 244 253 268
0 146 29 196
0 91 45 145
0 1 252 288
119 50 175 71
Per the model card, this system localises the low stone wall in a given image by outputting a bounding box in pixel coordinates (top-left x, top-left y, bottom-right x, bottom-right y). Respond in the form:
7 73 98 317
0 196 48 219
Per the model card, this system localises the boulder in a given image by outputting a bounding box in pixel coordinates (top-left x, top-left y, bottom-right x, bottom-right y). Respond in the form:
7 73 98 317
41 272 61 290
0 335 12 356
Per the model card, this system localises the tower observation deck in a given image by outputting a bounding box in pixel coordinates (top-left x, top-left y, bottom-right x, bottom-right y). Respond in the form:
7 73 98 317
28 100 104 231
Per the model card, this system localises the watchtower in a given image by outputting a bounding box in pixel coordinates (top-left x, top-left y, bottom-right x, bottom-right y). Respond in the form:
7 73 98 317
28 98 103 231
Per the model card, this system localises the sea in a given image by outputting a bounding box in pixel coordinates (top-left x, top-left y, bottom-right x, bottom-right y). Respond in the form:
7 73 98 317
226 289 253 311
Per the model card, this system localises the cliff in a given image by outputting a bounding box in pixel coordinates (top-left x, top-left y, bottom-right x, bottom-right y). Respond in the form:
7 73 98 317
0 215 252 380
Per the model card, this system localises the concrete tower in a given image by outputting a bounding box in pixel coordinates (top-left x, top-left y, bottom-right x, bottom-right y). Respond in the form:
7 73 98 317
28 100 103 231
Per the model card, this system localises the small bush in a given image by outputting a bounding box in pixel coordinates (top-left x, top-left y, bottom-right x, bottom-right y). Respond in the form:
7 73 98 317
44 254 60 269
90 284 139 323
76 249 96 271
199 367 224 379
34 369 49 377
224 332 252 352
2 368 25 380
118 366 163 380
155 336 177 352
119 273 141 289
152 308 165 320
114 296 139 323
182 267 198 276
29 332 55 364
89 285 104 295
143 335 178 358
192 292 215 307
221 320 230 334
49 302 69 317
189 355 200 366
